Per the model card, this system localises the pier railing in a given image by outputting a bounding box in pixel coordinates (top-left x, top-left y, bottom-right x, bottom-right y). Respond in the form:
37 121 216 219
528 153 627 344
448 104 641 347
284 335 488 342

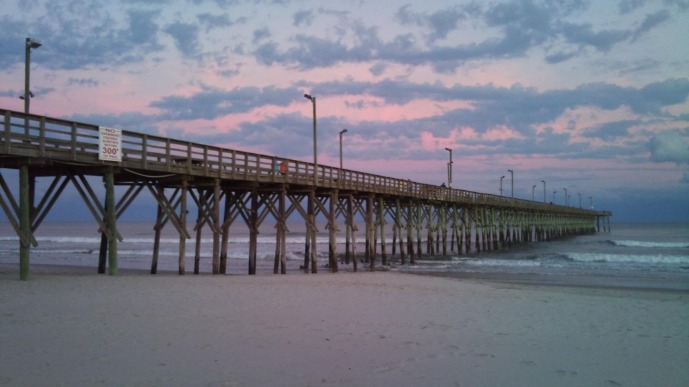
2 108 608 217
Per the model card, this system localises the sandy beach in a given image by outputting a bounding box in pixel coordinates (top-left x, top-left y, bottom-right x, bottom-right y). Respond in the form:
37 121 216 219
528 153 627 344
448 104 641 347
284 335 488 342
1 264 688 387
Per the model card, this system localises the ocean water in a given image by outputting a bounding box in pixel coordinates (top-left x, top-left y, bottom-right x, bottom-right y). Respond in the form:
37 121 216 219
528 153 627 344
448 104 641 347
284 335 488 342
396 222 689 290
1 222 688 289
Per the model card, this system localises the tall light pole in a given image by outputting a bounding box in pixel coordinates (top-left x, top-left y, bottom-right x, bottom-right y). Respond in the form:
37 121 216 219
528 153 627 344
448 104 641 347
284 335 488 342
541 180 546 203
500 176 505 196
339 128 347 170
23 37 42 135
19 37 41 280
507 169 514 198
444 148 453 188
304 94 317 185
589 196 594 209
532 185 536 201
563 187 568 206
553 190 557 203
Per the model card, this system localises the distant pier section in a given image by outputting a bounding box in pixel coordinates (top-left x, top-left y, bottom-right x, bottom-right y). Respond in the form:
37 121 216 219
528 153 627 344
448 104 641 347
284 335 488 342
1 108 612 279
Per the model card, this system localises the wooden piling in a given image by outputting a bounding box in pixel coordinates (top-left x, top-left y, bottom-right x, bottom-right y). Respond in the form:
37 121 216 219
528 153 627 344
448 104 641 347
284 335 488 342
19 164 30 280
105 166 118 275
328 190 338 272
248 190 258 275
378 197 387 266
212 179 221 274
150 203 163 274
178 179 188 275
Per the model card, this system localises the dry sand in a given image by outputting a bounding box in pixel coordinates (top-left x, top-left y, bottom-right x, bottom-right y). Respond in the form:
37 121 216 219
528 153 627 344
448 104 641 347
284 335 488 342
1 264 688 387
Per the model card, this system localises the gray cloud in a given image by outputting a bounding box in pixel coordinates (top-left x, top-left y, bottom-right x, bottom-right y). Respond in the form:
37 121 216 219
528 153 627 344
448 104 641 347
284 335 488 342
648 130 689 164
583 120 638 140
250 1 679 72
293 10 314 27
150 85 299 120
0 6 164 70
143 77 689 162
197 13 233 32
1 0 682 75
165 22 201 57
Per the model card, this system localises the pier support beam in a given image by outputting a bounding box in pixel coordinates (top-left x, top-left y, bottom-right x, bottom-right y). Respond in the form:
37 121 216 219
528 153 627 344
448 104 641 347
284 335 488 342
274 187 287 274
178 180 188 275
247 191 259 275
378 197 387 266
328 190 339 272
19 163 31 280
104 167 118 275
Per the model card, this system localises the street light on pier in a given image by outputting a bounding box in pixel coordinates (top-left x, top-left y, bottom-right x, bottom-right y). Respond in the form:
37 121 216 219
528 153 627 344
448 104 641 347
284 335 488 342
553 190 557 203
304 93 317 185
541 180 546 203
23 37 42 135
563 187 568 206
339 128 347 171
507 169 514 198
500 176 505 196
532 185 537 201
445 148 453 188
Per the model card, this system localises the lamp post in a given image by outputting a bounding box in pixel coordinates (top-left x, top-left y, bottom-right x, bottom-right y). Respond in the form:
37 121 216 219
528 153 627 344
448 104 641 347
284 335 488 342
19 37 41 280
304 94 317 185
507 169 514 198
444 148 453 188
532 185 536 201
553 190 557 203
500 176 505 196
541 180 546 203
563 187 568 206
339 128 347 171
589 196 594 209
23 37 42 135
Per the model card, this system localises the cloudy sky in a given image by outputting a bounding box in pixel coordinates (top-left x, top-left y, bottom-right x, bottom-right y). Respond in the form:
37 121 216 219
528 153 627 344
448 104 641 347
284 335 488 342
2 0 688 222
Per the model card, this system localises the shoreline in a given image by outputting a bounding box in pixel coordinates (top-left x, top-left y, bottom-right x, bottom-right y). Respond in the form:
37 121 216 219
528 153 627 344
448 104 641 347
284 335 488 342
408 270 689 294
3 261 688 294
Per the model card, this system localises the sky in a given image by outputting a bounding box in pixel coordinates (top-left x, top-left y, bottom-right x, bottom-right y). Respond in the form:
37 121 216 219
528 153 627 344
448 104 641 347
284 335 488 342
1 0 689 223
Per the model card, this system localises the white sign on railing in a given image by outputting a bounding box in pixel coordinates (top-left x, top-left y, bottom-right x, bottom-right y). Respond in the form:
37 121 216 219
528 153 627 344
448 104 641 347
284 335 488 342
98 126 122 162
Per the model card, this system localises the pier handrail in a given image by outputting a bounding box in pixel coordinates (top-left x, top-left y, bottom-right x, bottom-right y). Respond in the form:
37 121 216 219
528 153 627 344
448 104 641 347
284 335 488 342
1 108 609 217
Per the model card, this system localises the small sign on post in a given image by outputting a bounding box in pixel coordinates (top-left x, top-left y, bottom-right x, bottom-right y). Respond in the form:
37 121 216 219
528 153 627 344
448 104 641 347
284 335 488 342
99 126 122 162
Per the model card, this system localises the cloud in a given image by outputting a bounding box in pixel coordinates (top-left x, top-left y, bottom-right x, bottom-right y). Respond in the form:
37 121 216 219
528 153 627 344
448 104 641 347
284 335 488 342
67 78 100 87
252 27 271 44
648 130 689 164
165 22 201 57
395 5 465 43
150 85 299 120
0 6 164 70
561 23 630 52
248 1 684 72
197 13 233 32
293 10 314 27
618 0 647 14
583 120 637 140
632 9 671 41
142 77 688 163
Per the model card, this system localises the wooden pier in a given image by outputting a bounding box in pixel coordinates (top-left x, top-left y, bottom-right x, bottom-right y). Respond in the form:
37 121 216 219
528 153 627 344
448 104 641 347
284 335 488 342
0 108 612 279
